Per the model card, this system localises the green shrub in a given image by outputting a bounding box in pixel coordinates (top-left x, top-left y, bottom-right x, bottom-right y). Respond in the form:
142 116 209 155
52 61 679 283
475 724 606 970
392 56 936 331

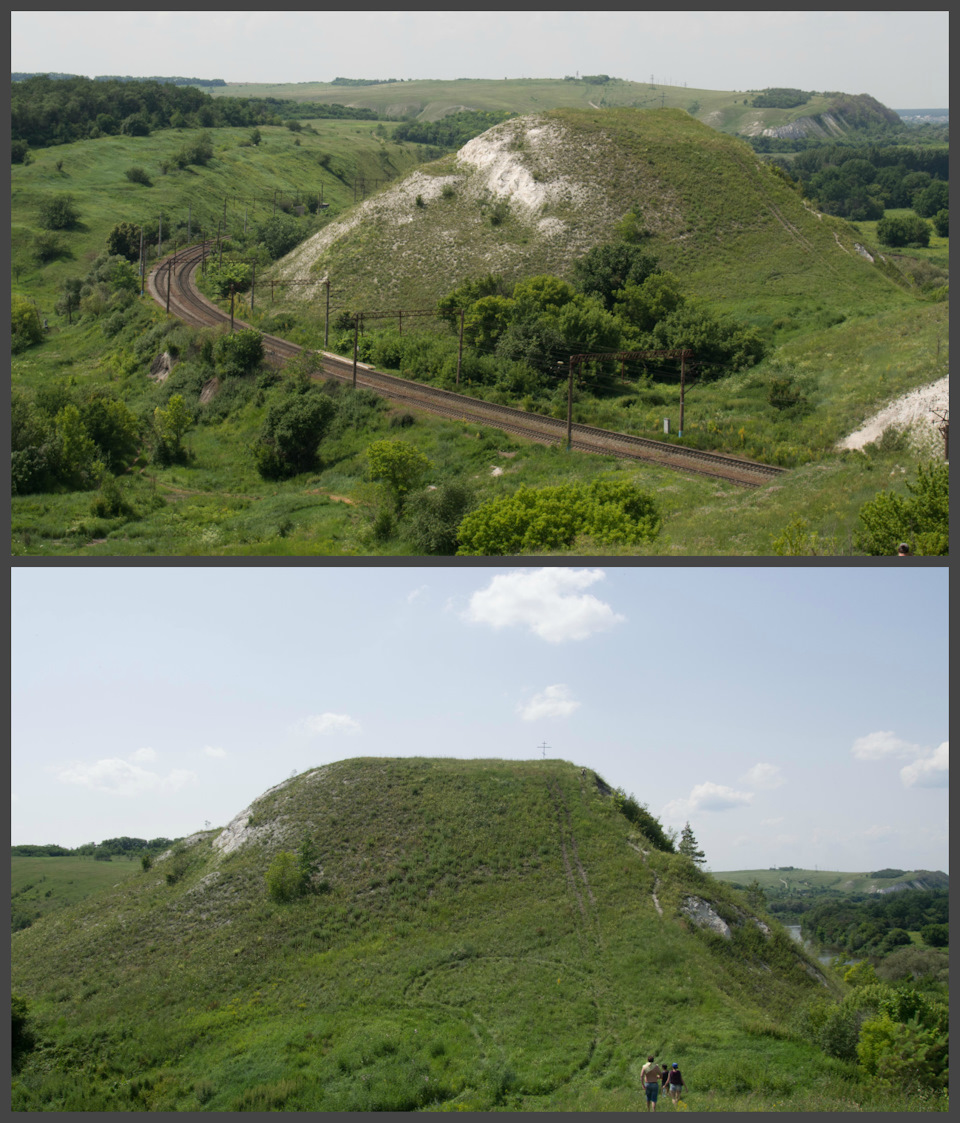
124 166 151 186
456 478 662 555
254 389 336 479
855 461 948 555
12 295 44 352
213 328 263 376
876 214 931 248
404 481 477 554
38 193 80 230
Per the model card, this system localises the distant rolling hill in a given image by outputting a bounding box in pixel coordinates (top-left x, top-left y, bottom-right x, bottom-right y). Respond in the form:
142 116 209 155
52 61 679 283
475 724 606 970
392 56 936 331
212 77 901 140
713 867 949 895
13 757 845 1111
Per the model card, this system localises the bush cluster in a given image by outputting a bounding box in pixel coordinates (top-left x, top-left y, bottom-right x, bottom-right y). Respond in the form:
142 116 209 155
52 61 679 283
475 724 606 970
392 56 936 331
456 478 662 555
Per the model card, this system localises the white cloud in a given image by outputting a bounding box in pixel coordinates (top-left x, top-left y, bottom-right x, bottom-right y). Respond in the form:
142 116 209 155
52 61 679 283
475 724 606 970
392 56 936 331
852 731 921 760
203 746 228 759
900 741 949 788
741 762 785 789
52 758 197 796
129 746 157 763
760 817 784 827
464 568 624 643
299 713 362 736
407 585 429 604
689 781 754 811
518 684 581 722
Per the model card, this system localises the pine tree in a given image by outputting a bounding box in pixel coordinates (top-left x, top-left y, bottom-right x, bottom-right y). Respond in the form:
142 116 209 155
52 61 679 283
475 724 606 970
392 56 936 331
678 822 706 866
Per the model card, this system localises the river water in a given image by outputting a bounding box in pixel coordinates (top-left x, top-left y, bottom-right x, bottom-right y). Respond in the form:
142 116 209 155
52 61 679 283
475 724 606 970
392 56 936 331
785 924 856 966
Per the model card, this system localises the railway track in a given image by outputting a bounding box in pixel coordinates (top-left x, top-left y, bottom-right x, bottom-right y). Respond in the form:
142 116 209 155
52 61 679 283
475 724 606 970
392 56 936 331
148 243 787 489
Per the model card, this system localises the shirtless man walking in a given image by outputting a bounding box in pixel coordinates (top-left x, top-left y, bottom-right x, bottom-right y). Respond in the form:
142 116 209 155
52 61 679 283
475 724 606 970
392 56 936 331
640 1055 663 1112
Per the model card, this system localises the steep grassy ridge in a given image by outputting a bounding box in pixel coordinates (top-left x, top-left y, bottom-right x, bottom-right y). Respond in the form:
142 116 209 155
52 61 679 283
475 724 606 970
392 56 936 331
274 109 909 327
12 757 872 1112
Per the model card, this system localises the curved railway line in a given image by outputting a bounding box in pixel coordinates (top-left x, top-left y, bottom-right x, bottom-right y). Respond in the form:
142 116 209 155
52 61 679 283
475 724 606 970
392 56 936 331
148 243 788 489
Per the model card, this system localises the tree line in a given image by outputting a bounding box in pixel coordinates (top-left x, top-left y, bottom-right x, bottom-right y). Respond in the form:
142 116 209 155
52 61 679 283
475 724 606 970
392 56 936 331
10 75 372 153
12 836 175 858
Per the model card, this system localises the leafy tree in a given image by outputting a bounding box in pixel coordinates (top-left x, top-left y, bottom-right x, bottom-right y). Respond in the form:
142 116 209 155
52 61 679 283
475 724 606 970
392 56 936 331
932 208 948 237
213 328 263 377
572 242 659 310
366 440 433 513
876 213 931 248
405 481 476 554
154 394 193 456
920 923 948 948
106 221 142 262
254 214 305 260
266 851 304 903
253 389 336 479
678 822 706 866
855 462 948 555
12 295 44 352
613 271 685 333
38 193 80 230
912 180 949 219
207 262 253 299
55 277 83 324
140 853 153 871
436 273 507 327
32 230 68 264
54 403 99 485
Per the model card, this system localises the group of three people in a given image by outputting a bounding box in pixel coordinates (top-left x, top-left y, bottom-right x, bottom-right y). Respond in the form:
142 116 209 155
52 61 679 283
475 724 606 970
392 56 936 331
639 1056 685 1111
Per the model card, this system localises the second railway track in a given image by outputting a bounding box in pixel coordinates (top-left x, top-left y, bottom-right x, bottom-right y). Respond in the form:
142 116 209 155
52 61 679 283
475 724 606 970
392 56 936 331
148 243 787 489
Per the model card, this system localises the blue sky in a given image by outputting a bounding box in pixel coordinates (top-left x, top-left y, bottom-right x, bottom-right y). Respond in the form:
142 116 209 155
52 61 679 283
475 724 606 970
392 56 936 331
11 566 948 873
10 11 949 108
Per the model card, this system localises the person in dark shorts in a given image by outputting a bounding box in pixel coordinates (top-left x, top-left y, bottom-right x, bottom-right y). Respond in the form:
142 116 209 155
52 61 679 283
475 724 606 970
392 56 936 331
665 1063 686 1106
639 1055 663 1111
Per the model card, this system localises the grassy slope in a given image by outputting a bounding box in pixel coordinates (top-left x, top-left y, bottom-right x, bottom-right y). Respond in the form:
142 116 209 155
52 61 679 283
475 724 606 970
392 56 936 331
11 119 428 311
12 855 141 925
12 756 904 1113
212 77 868 137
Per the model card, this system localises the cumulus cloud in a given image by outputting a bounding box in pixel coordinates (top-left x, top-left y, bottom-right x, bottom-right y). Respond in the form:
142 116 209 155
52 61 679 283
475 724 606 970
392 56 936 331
741 762 785 789
900 741 949 788
518 684 581 721
464 568 624 643
53 757 197 797
203 745 228 759
407 585 429 604
688 781 754 811
299 713 362 736
128 746 157 763
852 731 921 760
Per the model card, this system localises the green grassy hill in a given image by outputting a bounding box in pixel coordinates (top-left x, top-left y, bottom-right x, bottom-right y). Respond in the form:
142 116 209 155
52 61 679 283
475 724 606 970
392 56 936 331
13 756 919 1112
213 78 897 139
715 868 949 895
273 107 908 326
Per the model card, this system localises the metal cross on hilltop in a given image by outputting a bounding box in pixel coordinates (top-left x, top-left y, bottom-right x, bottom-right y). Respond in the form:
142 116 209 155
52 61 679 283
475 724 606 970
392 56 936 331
539 741 550 759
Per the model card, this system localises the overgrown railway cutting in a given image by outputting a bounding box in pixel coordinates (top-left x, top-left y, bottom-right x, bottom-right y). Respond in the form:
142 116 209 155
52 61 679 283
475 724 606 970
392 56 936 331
148 244 788 489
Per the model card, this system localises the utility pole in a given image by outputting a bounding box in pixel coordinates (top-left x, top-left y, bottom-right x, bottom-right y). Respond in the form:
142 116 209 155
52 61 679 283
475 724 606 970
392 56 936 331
679 351 686 437
567 356 576 450
456 309 464 386
352 313 360 387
